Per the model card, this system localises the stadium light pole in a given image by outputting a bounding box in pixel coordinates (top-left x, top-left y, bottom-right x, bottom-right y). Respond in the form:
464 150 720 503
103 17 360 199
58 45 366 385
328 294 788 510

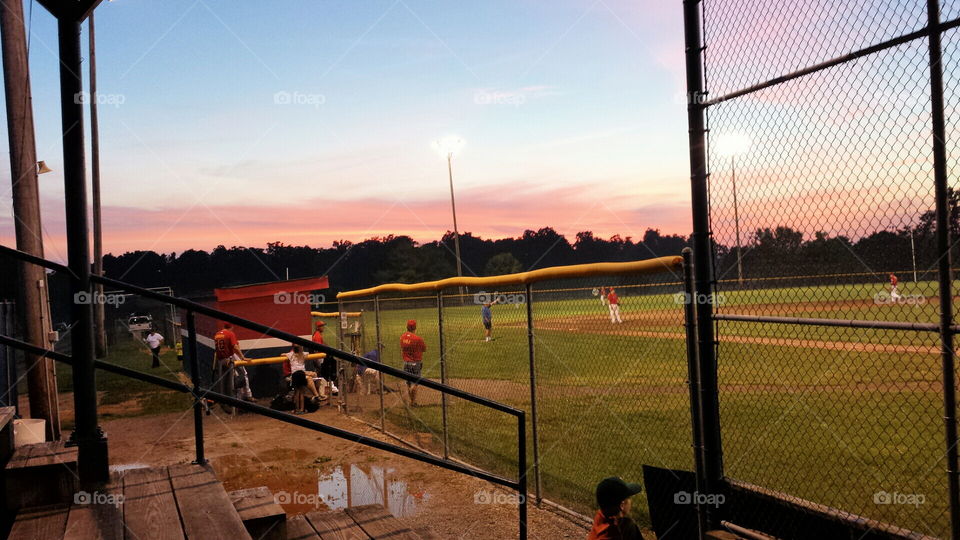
434 136 465 301
717 133 751 286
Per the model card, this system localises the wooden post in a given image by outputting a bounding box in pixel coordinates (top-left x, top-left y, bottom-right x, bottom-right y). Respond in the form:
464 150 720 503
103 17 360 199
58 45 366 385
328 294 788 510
0 0 61 441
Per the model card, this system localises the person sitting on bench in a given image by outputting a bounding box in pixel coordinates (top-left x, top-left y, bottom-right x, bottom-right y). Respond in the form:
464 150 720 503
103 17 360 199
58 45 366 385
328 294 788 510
284 344 325 414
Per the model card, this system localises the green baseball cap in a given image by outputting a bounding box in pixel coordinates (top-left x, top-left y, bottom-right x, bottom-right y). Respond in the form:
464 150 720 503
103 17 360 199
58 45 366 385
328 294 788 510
596 477 643 508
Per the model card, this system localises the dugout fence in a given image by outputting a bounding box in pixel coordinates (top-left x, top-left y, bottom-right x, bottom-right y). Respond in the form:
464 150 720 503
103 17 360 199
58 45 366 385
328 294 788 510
685 0 960 538
335 256 695 526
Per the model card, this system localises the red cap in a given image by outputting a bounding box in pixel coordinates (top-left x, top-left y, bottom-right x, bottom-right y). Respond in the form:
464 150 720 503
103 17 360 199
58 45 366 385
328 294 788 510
406 320 417 330
315 320 325 327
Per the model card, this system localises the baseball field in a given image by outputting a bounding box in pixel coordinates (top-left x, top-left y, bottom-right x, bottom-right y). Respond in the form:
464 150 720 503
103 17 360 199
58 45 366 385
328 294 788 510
336 277 951 536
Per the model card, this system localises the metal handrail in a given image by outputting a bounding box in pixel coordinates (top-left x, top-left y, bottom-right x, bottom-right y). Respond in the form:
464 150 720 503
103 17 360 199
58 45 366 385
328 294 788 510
0 244 528 538
0 333 518 488
0 244 521 415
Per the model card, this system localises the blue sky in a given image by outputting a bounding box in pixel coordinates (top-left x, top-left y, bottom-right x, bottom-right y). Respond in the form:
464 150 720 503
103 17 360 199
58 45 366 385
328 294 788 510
0 0 692 255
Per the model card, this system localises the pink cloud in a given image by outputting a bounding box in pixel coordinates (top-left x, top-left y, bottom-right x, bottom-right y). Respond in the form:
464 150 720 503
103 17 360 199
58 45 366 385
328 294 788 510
1 180 691 259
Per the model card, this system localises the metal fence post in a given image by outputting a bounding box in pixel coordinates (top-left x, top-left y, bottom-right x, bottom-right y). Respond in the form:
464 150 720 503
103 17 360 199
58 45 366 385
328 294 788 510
683 0 723 527
682 248 706 537
518 409 528 540
186 310 205 465
337 298 347 413
925 2 960 536
0 302 17 412
438 290 450 459
57 15 108 485
525 283 542 504
375 295 385 431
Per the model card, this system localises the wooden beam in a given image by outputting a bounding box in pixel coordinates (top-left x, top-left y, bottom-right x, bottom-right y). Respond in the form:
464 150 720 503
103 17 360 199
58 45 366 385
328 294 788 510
34 1 104 21
77 0 104 22
34 0 62 18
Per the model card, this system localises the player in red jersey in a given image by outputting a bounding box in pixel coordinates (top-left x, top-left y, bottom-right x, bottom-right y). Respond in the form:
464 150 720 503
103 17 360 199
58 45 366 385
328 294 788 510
400 320 426 406
212 323 248 412
607 288 623 324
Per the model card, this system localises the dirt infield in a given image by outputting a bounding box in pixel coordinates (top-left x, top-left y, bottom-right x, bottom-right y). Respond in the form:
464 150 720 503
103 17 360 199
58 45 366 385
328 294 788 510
522 299 940 356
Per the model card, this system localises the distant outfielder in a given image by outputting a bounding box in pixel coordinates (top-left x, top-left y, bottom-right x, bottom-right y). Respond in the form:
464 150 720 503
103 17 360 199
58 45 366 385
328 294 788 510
889 273 901 302
481 296 499 342
607 287 623 324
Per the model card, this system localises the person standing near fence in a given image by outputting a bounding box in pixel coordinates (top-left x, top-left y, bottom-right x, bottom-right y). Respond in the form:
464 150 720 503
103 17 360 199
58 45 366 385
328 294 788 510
400 320 426 407
607 287 623 324
213 323 245 413
145 327 164 368
313 320 338 394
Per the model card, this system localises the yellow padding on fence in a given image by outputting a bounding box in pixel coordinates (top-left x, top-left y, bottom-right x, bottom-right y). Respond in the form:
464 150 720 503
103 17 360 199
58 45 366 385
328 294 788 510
337 255 683 300
310 311 362 317
235 352 326 367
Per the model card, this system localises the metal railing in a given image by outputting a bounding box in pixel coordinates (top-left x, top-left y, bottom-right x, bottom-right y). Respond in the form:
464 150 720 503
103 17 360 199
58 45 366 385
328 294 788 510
333 255 695 526
0 244 529 538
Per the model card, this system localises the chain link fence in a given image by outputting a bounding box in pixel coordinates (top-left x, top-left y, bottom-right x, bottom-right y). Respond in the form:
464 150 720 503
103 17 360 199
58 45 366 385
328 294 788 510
334 259 690 527
693 0 960 537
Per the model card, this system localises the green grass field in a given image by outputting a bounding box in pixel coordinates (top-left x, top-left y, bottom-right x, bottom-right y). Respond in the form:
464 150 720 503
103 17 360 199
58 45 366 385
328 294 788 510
339 279 953 537
55 337 193 429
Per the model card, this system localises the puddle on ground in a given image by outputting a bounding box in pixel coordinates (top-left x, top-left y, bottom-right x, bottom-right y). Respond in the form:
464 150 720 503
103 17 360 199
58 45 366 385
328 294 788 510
109 463 150 473
317 464 429 518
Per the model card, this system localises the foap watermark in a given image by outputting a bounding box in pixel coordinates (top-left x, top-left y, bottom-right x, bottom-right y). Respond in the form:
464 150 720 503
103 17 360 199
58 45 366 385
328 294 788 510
673 490 725 508
474 291 526 305
74 290 126 306
74 490 124 508
671 90 712 106
273 90 325 108
873 291 926 306
74 91 126 108
474 90 526 107
274 490 323 508
874 491 925 507
474 489 525 505
273 292 326 305
674 291 725 306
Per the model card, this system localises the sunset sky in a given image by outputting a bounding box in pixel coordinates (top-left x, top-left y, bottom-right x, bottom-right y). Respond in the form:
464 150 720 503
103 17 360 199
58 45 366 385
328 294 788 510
0 0 693 261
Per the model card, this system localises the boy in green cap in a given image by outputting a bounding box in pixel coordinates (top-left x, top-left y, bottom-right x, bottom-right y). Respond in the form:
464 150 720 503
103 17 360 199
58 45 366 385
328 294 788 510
587 476 643 539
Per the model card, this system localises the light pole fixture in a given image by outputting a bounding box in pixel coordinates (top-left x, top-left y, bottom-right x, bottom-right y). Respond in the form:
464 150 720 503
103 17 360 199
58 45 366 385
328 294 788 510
434 136 465 300
716 133 751 285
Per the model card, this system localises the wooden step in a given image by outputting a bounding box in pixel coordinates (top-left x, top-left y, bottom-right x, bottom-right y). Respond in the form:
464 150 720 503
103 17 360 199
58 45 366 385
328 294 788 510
345 504 421 540
304 509 369 539
229 486 286 540
62 473 123 540
4 441 78 510
122 467 184 540
168 463 252 540
292 504 435 539
8 505 69 539
286 515 320 540
8 464 260 539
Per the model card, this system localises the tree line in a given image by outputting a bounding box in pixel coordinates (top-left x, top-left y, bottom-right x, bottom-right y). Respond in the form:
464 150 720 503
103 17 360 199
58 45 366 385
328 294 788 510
3 188 958 301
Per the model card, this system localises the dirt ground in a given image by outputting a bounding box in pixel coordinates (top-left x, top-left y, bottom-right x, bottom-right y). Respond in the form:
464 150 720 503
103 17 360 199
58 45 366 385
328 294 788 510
100 402 592 540
525 302 941 356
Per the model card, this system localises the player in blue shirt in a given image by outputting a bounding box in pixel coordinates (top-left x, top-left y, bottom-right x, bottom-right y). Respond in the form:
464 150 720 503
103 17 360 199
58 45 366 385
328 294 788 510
481 300 496 342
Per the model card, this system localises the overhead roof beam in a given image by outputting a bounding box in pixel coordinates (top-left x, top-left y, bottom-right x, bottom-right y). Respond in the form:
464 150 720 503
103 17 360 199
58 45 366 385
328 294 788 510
36 0 103 21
